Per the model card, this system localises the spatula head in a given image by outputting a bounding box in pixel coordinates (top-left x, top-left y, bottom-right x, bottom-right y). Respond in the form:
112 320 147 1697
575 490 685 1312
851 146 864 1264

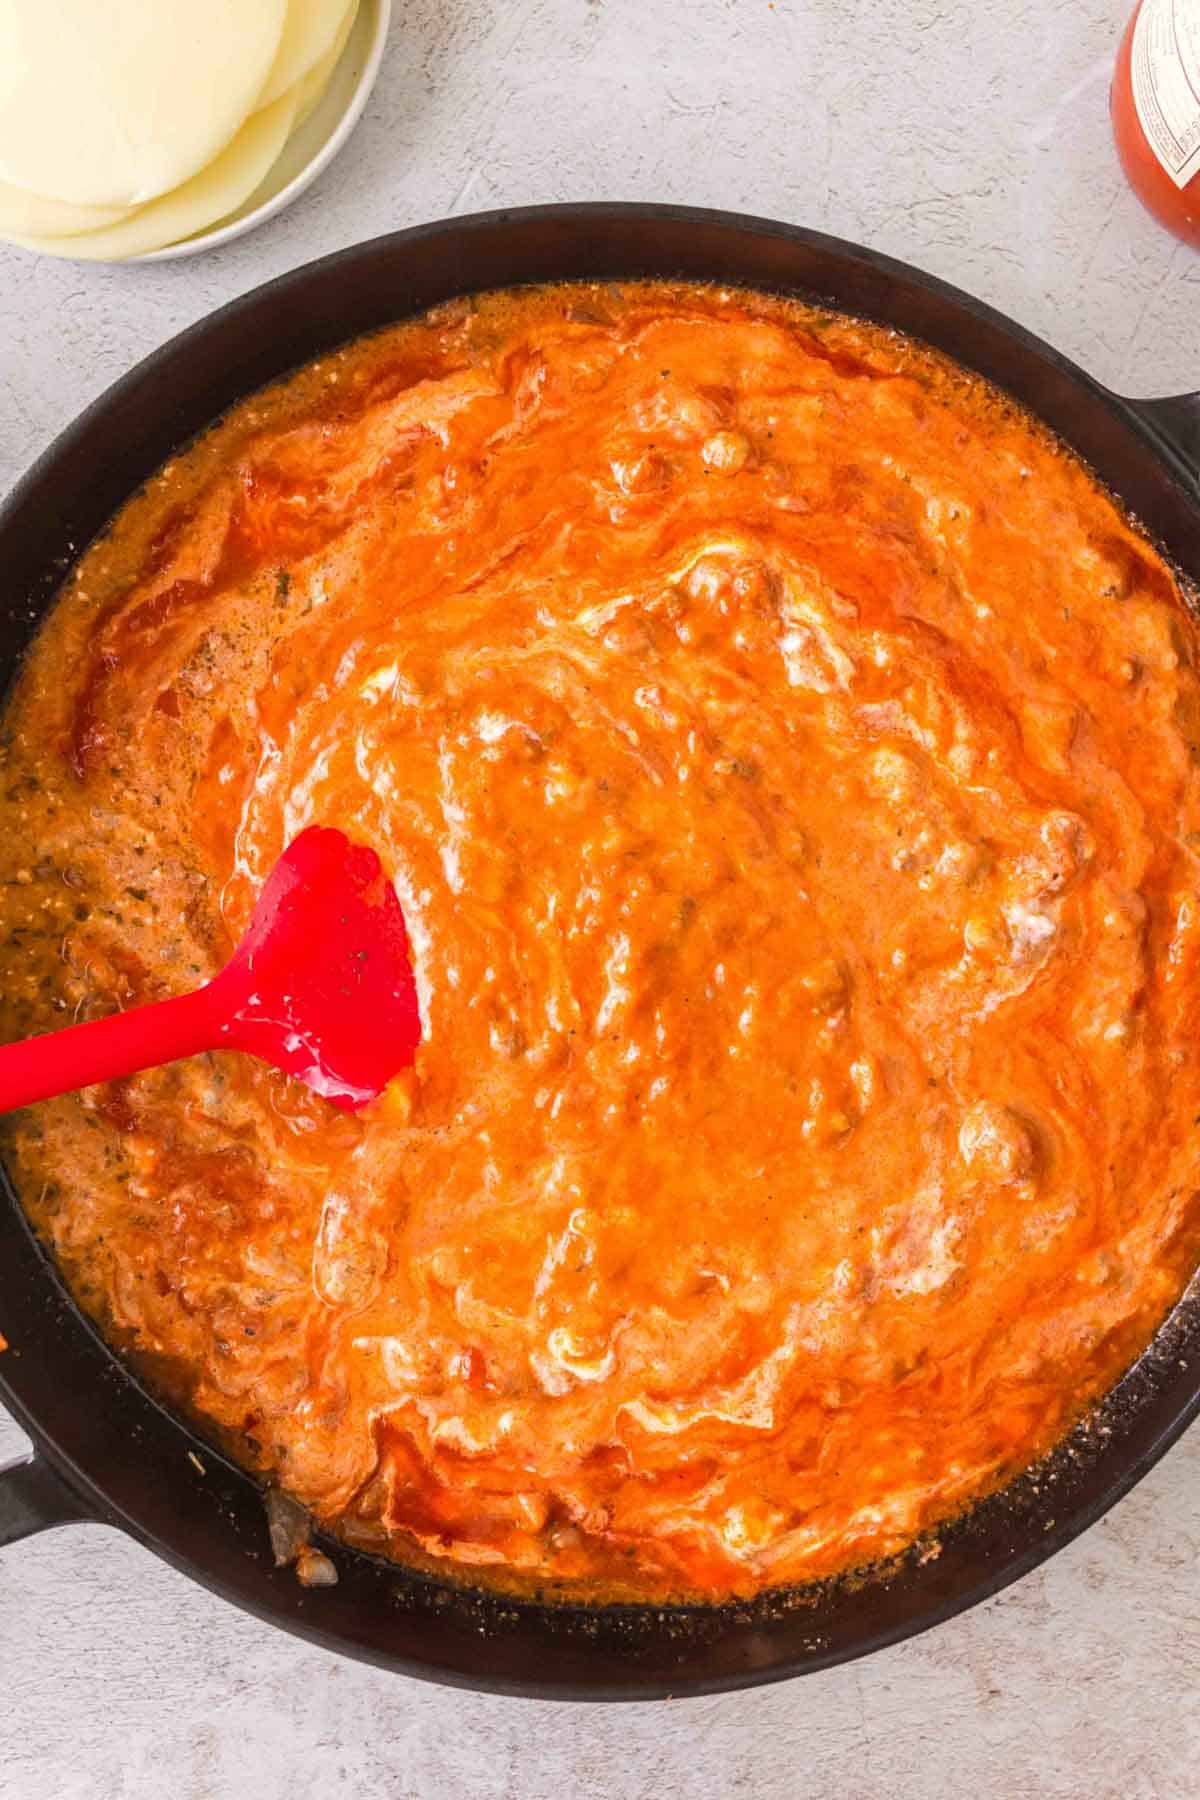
216 826 421 1112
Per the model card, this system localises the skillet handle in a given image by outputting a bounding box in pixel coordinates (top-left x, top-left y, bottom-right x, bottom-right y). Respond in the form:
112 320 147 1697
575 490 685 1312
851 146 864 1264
0 1451 90 1547
1122 392 1200 487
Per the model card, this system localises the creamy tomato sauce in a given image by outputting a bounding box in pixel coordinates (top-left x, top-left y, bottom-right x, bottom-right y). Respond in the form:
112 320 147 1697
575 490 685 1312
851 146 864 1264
2 282 1200 1602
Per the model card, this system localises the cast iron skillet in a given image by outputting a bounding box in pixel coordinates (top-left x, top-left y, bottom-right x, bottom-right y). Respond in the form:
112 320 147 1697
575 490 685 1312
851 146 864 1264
0 204 1198 1702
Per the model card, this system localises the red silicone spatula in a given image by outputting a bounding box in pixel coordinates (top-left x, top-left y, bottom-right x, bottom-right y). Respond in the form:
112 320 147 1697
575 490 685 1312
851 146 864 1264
0 826 421 1115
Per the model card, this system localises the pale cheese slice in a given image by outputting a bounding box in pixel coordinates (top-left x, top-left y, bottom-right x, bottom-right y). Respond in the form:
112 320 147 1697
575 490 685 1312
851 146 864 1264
0 181 131 239
0 0 288 207
7 88 299 261
199 20 358 241
292 4 358 129
258 0 356 109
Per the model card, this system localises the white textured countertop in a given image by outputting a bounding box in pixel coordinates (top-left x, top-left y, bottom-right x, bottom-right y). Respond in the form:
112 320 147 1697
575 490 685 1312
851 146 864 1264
1 3 1199 1796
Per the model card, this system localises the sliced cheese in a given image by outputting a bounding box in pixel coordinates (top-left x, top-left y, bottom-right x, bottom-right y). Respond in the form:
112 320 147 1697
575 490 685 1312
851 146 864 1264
292 4 358 129
0 0 288 207
0 181 131 239
8 89 299 262
258 0 355 109
200 36 354 243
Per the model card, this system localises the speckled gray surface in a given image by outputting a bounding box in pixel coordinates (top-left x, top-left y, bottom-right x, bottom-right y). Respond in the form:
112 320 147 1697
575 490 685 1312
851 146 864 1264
1 3 1199 1796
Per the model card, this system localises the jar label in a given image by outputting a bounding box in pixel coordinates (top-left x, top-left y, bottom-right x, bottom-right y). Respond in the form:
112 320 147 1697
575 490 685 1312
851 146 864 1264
1133 0 1200 188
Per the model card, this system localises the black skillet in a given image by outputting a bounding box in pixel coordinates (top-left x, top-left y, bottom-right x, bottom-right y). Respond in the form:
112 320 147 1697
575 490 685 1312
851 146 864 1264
0 204 1198 1701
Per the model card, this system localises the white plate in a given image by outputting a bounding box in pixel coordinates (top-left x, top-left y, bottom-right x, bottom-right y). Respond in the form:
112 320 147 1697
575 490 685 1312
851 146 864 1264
129 0 391 263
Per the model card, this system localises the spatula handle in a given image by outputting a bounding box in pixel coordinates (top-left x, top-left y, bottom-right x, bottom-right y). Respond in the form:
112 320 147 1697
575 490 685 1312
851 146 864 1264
0 983 224 1113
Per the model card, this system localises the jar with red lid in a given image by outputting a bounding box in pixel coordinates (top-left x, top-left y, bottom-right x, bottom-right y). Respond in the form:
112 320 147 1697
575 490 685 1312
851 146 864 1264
1112 0 1200 246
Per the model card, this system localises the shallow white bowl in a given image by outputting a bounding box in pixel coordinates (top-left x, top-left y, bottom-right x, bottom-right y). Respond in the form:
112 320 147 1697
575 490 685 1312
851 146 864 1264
128 0 391 264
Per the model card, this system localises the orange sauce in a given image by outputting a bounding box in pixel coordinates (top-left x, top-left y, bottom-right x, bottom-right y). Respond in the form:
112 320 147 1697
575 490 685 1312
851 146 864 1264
2 282 1200 1602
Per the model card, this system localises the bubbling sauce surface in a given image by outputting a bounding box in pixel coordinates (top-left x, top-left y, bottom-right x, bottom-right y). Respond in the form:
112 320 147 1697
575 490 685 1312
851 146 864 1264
3 283 1200 1600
